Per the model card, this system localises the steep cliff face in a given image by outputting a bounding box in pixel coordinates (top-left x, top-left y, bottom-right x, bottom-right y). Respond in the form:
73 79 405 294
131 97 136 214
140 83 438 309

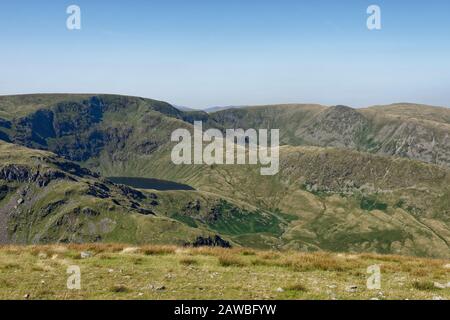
0 95 187 164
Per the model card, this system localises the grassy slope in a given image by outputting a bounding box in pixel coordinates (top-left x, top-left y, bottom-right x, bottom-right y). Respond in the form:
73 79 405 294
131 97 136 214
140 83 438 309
208 103 450 167
362 103 450 125
2 95 450 167
0 140 290 248
0 141 216 245
206 104 327 145
0 244 448 300
0 94 93 119
95 141 450 258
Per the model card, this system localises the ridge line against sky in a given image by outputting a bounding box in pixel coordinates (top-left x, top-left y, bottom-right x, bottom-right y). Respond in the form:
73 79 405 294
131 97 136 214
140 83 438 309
2 92 449 111
0 0 449 109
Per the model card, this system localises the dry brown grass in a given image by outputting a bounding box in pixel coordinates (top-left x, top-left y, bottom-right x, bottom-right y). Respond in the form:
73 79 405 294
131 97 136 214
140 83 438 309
139 245 176 256
358 253 410 263
411 269 429 277
279 252 361 272
257 251 281 260
66 243 128 253
250 258 275 267
0 245 25 255
239 249 257 256
179 257 199 266
217 254 247 267
0 244 448 300
191 246 232 257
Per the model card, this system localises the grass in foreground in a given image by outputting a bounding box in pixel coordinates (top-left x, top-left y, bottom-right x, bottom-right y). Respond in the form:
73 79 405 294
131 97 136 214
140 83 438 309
0 244 448 300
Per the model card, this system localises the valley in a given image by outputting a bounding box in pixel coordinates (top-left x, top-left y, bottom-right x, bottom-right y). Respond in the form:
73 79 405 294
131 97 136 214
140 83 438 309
0 94 449 259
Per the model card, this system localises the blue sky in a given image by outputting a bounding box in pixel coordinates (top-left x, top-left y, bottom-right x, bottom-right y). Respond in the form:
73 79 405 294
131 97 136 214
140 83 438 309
0 0 449 108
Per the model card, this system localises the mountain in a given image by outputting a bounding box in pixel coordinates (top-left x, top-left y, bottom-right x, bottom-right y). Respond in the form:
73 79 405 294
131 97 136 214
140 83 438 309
203 106 243 113
0 94 449 257
0 140 210 244
206 103 450 167
0 139 291 249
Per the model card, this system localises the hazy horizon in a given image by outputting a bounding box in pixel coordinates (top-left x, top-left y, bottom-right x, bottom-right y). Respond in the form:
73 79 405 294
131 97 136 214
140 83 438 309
1 0 450 109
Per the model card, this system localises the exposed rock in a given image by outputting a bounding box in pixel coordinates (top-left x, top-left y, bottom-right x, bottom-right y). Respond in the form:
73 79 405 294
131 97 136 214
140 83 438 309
80 251 92 259
137 208 155 215
51 159 97 178
87 184 110 199
36 170 70 187
434 282 446 289
121 247 139 254
191 235 231 248
345 285 358 293
149 284 166 291
0 165 33 182
326 284 337 289
40 200 66 218
186 200 201 212
0 164 69 187
117 184 146 200
81 207 100 216
38 252 48 259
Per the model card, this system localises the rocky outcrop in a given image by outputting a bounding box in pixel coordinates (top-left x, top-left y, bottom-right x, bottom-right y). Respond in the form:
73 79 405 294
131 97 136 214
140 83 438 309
191 235 231 248
117 183 146 200
50 158 98 178
0 164 71 187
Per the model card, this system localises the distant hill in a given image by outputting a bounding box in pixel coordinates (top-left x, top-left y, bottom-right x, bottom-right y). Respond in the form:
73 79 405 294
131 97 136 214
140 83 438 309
203 106 243 113
173 105 197 112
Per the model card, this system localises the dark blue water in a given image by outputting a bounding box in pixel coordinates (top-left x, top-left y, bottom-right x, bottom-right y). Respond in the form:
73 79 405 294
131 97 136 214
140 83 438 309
107 177 195 191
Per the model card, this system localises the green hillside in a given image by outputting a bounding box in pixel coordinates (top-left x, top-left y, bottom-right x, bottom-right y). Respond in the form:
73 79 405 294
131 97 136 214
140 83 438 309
0 94 449 258
207 103 450 167
0 140 230 245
